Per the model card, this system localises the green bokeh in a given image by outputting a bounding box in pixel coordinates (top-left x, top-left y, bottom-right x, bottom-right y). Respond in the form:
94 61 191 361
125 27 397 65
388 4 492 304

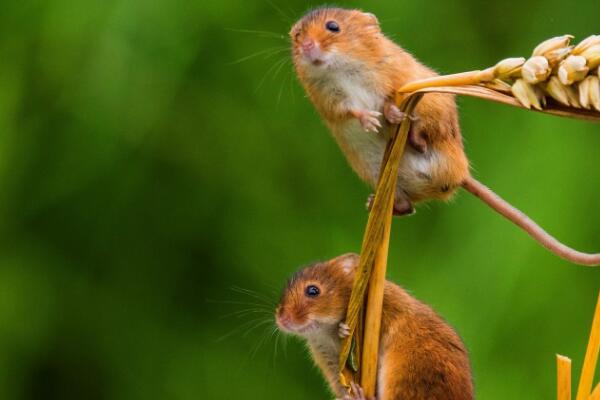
0 1 599 399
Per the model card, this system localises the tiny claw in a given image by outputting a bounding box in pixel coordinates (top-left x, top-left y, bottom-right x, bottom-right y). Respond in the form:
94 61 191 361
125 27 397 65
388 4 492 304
355 110 382 133
385 103 419 125
365 194 375 211
338 322 351 338
384 103 406 124
344 382 373 400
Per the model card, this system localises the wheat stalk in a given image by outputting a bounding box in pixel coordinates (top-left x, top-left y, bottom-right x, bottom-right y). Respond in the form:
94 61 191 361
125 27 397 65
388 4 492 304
557 355 572 400
398 35 600 120
337 95 420 394
576 292 600 400
555 292 600 400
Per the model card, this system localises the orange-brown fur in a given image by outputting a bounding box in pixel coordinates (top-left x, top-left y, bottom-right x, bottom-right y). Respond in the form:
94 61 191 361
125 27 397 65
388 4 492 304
289 7 600 265
276 254 474 400
290 7 469 206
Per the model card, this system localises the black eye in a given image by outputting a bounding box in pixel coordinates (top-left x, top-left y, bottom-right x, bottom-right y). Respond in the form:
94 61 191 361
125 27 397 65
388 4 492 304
305 285 320 297
325 21 340 33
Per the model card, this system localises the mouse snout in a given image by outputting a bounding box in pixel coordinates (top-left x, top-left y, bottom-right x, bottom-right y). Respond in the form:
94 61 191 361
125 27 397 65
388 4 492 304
276 307 293 330
301 39 316 51
300 39 322 63
278 313 292 326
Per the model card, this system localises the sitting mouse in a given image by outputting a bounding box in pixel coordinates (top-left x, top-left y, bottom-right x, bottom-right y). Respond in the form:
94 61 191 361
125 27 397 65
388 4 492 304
276 254 474 400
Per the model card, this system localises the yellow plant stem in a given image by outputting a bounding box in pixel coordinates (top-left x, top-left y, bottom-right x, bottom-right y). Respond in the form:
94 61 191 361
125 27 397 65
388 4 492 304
360 198 393 396
397 70 494 93
576 291 600 400
400 83 600 122
338 95 423 396
557 354 572 400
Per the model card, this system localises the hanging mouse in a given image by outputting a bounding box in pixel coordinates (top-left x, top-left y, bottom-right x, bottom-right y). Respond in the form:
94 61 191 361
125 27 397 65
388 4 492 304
276 254 474 400
289 6 600 266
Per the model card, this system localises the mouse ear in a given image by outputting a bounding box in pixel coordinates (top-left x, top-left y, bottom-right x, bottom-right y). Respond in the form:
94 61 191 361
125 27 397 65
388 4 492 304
289 24 299 38
363 12 379 26
330 253 359 274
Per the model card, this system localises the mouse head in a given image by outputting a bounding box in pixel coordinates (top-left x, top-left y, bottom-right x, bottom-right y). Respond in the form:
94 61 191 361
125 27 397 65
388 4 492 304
275 253 359 338
290 7 380 75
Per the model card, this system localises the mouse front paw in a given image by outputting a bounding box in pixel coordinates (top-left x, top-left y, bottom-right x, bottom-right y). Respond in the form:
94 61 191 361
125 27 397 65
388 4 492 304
384 103 406 124
384 103 419 125
353 109 382 133
338 322 351 339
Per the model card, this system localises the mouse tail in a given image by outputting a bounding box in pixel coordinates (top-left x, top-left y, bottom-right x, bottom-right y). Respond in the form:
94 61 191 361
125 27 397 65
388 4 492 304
461 176 600 266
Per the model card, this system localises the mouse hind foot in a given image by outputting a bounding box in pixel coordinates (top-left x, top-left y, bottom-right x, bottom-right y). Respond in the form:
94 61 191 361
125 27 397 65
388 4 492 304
342 382 375 400
384 103 427 153
365 194 415 217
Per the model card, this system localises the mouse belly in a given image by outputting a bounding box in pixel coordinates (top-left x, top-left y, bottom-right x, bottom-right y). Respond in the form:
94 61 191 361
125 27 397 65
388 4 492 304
332 122 463 203
331 121 387 187
397 148 464 202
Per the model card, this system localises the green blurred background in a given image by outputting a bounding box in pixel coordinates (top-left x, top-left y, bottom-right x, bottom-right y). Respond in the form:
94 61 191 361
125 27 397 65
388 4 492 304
1 0 599 399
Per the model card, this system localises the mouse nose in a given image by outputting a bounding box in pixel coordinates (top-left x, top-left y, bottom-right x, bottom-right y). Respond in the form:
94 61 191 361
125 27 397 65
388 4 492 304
279 314 291 325
276 308 292 328
302 39 316 52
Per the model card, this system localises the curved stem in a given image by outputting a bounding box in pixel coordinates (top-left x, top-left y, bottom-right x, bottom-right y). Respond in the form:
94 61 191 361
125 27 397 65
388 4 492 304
576 292 600 400
397 70 491 93
401 84 600 122
338 95 423 395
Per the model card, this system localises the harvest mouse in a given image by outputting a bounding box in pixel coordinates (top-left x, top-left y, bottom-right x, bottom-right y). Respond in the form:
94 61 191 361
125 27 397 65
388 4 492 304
290 7 600 266
276 254 474 400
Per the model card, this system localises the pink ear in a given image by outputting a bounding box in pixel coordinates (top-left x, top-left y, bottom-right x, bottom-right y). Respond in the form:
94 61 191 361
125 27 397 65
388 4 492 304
333 253 359 274
363 12 379 25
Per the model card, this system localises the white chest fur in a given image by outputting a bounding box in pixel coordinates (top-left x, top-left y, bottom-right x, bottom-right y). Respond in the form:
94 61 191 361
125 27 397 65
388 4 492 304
307 331 340 368
306 331 344 395
315 56 384 112
312 61 388 187
335 70 383 112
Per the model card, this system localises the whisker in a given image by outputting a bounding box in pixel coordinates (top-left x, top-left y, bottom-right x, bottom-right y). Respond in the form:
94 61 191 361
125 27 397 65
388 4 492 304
283 68 297 105
227 46 288 65
215 317 271 343
276 60 292 106
269 326 281 367
206 298 271 309
226 27 287 40
256 57 288 93
263 47 290 59
220 308 273 320
244 318 275 337
255 281 282 299
272 329 281 366
230 285 276 306
285 4 299 20
272 58 290 81
260 281 280 292
265 0 294 24
282 333 289 359
249 324 275 359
